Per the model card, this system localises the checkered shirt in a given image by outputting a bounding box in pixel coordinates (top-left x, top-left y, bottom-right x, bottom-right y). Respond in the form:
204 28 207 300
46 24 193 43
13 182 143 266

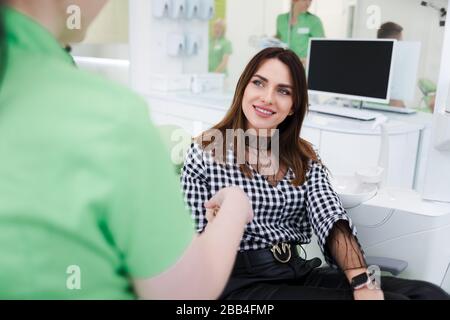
181 142 360 267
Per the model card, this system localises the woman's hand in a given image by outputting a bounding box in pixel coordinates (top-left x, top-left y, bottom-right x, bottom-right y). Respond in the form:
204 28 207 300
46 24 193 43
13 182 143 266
204 186 253 224
353 287 384 300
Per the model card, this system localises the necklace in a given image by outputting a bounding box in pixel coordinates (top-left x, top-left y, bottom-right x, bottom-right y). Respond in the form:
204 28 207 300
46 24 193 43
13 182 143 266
244 134 272 151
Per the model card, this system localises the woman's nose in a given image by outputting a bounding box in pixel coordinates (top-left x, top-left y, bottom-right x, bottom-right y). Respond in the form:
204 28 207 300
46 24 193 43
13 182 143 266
261 89 274 105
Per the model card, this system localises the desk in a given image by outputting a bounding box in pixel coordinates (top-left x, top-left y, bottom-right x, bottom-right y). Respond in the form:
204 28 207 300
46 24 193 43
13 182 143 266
146 91 431 189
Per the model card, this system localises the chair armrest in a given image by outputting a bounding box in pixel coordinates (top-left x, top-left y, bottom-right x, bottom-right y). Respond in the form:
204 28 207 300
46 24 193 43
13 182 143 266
365 256 408 276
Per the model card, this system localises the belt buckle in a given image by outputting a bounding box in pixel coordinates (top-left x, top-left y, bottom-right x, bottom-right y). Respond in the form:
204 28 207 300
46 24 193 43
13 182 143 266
270 243 291 263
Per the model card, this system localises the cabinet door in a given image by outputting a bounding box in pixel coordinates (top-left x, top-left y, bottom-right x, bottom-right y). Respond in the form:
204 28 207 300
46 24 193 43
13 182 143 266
301 126 321 149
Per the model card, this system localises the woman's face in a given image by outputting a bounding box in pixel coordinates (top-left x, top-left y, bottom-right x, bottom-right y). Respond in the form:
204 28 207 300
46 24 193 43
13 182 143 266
242 58 295 135
213 21 225 39
292 0 312 12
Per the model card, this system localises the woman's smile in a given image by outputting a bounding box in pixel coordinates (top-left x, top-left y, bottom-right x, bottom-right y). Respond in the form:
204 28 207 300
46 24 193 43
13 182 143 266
253 105 276 118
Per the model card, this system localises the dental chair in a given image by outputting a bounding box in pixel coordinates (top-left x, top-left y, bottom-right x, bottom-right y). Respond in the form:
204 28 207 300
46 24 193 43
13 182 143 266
157 124 192 174
303 235 408 277
418 78 437 113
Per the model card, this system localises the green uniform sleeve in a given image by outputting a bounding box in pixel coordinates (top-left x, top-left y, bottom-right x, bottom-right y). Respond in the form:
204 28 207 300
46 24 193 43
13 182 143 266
276 14 282 39
311 17 325 38
107 95 194 279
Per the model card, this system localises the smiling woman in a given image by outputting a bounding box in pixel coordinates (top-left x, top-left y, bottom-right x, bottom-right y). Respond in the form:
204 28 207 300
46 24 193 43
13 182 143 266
199 47 318 187
181 47 450 300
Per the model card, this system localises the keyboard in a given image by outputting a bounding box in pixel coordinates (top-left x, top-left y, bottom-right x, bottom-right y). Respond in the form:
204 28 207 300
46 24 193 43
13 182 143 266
308 104 380 121
360 102 417 114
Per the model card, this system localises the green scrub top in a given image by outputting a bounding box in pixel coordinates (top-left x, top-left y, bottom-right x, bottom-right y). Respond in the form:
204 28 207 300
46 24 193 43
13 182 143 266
276 12 325 59
209 37 232 74
0 8 194 299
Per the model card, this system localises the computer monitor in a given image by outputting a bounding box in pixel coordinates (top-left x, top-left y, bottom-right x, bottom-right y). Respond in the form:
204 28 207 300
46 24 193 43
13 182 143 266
389 41 421 103
307 39 396 104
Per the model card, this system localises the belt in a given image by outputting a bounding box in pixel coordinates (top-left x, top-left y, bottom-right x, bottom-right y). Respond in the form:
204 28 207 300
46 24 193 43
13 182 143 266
235 243 302 268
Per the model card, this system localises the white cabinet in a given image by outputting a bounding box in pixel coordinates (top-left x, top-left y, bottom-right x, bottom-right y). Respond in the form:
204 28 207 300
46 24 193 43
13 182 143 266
300 126 321 148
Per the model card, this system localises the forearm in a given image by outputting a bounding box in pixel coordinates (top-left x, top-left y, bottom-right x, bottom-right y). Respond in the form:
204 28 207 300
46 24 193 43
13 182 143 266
326 220 367 283
134 198 247 299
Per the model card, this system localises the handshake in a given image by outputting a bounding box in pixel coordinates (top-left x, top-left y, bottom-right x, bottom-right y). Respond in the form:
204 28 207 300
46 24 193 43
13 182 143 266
204 186 254 224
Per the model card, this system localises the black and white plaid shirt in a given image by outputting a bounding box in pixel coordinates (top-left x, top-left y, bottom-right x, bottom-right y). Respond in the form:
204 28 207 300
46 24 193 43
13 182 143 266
181 142 359 266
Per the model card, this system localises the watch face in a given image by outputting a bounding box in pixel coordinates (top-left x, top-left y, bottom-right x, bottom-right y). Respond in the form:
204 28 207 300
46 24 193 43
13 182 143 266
351 272 369 289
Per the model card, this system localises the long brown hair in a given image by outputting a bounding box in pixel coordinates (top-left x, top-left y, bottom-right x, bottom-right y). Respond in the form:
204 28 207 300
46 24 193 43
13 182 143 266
199 47 318 186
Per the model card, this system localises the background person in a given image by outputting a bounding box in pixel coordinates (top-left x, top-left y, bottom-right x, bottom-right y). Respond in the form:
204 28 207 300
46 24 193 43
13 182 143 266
276 0 325 65
209 18 232 75
377 21 406 108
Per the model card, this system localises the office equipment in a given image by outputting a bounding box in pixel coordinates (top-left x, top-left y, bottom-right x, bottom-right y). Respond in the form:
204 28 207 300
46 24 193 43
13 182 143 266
360 102 417 114
185 33 201 56
185 0 200 19
152 0 171 18
167 33 186 56
307 39 396 104
308 104 381 121
360 41 420 115
169 0 186 19
198 0 214 20
316 8 450 291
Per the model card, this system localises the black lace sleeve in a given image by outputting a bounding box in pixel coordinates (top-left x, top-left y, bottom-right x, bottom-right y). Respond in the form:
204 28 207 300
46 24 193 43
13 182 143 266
326 220 367 271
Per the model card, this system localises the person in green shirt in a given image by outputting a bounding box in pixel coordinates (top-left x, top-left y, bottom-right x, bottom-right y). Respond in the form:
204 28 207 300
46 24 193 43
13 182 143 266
276 0 325 64
0 0 252 299
209 18 232 74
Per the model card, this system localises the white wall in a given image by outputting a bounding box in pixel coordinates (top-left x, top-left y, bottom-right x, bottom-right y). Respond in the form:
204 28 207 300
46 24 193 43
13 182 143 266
226 0 290 91
83 0 129 44
313 0 354 38
129 0 209 94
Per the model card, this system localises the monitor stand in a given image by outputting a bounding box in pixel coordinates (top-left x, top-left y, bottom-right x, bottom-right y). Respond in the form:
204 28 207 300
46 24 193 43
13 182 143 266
309 98 381 121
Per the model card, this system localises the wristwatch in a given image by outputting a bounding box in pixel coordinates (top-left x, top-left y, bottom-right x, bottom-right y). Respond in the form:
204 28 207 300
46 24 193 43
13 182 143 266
350 272 369 290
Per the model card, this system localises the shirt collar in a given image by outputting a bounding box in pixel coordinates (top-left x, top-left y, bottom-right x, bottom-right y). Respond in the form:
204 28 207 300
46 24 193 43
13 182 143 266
4 7 74 66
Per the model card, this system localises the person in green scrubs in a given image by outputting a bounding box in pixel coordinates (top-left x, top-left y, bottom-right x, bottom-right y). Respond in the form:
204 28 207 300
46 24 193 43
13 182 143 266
276 0 325 64
209 18 232 74
0 0 252 299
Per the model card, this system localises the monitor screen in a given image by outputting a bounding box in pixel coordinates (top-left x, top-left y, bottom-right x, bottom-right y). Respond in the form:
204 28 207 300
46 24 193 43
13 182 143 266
307 39 395 103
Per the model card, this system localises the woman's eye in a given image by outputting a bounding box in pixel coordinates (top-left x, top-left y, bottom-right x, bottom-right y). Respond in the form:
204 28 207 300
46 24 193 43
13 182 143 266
252 80 263 87
278 88 291 96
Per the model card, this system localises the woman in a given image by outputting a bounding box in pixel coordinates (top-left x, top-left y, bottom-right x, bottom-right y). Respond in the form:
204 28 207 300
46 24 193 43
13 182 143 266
0 0 253 299
209 18 232 75
181 47 449 300
276 0 325 64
